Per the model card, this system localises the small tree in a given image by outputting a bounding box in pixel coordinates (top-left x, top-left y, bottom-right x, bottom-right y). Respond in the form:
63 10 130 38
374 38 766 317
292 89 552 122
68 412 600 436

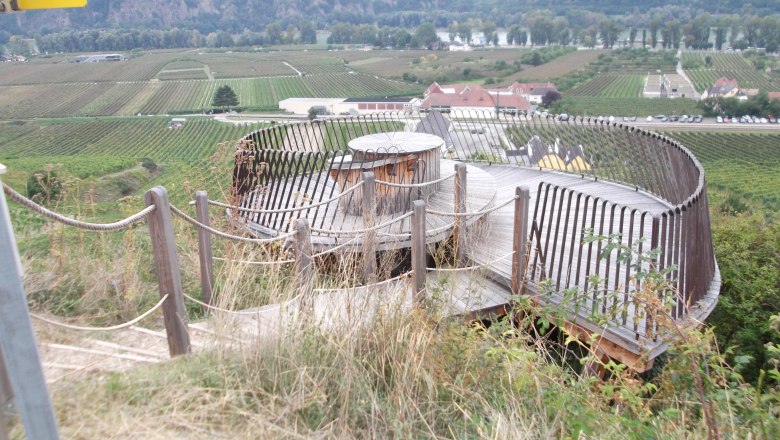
213 85 239 109
307 107 319 120
541 90 562 107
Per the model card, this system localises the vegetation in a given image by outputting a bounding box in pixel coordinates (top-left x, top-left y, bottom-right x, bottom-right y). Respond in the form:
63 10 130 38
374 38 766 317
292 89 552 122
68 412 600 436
212 85 239 108
682 52 780 93
551 97 700 117
554 48 677 93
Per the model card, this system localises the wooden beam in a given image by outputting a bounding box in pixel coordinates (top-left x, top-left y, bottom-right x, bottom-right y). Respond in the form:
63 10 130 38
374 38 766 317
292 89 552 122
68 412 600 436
293 217 313 296
195 191 214 308
0 165 60 439
453 163 467 264
411 200 427 306
144 186 191 357
511 186 530 296
361 172 377 284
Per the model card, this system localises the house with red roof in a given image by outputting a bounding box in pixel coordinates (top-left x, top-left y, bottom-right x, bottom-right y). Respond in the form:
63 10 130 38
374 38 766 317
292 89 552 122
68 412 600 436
421 82 533 115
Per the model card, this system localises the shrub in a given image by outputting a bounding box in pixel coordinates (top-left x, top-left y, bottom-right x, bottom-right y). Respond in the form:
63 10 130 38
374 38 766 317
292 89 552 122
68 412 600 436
26 169 61 204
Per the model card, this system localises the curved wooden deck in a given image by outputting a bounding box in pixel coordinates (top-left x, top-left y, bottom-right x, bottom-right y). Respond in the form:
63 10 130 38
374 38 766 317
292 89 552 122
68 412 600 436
230 111 721 371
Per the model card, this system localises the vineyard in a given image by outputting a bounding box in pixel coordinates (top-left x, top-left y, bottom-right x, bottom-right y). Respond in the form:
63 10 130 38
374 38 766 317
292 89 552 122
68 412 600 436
665 131 780 210
552 97 700 117
567 74 644 97
681 52 780 92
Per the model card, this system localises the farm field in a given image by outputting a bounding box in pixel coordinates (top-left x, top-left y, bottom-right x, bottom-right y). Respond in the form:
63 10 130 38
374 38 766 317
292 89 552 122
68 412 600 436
681 52 780 92
503 49 605 82
567 74 644 97
665 131 780 210
552 97 700 117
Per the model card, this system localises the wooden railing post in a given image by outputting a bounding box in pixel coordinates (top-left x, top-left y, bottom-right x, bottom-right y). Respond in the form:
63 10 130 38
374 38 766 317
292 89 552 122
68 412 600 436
144 186 191 357
511 186 530 296
453 163 467 264
411 200 427 306
195 191 214 308
293 217 313 295
362 172 377 284
0 164 59 439
646 214 662 340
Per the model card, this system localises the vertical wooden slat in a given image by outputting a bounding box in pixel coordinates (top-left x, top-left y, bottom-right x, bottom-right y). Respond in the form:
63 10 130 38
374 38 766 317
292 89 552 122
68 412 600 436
0 164 60 440
453 163 467 264
362 172 377 284
411 200 427 305
144 186 191 357
512 187 530 296
293 217 314 295
195 191 214 308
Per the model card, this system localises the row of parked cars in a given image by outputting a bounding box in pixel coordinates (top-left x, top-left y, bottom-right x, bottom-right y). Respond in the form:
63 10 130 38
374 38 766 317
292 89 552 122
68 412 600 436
716 115 778 124
647 114 704 123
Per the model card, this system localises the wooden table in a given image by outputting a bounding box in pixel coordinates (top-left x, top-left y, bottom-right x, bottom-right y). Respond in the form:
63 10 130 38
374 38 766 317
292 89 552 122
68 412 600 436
332 132 445 214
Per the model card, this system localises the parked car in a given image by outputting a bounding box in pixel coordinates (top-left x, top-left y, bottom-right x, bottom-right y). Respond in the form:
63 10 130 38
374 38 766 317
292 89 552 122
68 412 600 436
731 116 738 124
768 115 777 123
680 115 689 122
647 115 653 122
623 116 629 122
761 117 768 124
723 116 729 123
716 116 723 123
558 113 569 121
630 116 637 122
654 114 666 120
669 115 680 122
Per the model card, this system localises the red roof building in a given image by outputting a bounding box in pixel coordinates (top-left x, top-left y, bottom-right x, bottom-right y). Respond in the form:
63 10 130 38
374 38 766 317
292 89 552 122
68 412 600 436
421 82 533 114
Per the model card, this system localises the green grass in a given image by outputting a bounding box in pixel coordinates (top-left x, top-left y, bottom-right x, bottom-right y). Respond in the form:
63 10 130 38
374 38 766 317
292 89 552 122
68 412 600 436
552 97 700 117
568 74 644 98
681 52 780 92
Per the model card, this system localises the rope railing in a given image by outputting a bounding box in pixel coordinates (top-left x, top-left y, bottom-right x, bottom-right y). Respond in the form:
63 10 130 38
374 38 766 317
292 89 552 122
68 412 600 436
427 194 519 218
182 292 303 315
313 270 413 293
427 252 515 273
205 180 364 214
311 235 362 258
30 295 169 332
374 172 455 189
426 221 456 236
213 256 295 265
169 204 294 244
3 182 155 231
310 211 413 236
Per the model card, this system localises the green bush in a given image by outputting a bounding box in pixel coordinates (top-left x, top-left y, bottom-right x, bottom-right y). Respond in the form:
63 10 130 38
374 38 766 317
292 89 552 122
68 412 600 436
26 169 61 204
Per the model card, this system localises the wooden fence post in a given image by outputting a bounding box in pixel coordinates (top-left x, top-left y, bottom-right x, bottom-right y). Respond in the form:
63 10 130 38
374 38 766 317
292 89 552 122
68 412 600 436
145 186 191 357
195 191 214 308
646 214 661 340
0 164 60 440
411 200 427 306
453 163 467 264
293 217 313 295
362 172 377 284
511 186 530 296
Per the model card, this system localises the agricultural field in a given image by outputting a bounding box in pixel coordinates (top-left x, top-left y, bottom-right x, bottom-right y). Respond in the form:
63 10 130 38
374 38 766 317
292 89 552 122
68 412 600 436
554 49 677 92
681 52 780 92
666 131 780 210
503 49 605 83
0 53 172 85
567 74 644 97
0 117 264 195
552 97 700 117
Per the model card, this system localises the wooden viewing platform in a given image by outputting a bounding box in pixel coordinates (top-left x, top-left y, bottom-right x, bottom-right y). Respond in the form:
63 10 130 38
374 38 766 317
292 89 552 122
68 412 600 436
230 110 721 371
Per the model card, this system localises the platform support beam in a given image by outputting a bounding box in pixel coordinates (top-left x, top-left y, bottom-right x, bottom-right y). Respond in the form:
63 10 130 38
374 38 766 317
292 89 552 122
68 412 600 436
362 172 377 284
411 200 427 306
511 186 530 296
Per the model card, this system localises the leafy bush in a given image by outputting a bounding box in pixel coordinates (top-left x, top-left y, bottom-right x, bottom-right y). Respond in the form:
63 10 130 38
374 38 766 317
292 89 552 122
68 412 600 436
26 169 61 204
140 158 157 173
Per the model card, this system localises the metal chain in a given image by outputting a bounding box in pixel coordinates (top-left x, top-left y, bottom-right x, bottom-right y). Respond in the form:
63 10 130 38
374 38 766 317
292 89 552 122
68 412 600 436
3 182 155 231
169 204 294 244
374 172 455 188
30 295 168 332
206 180 364 214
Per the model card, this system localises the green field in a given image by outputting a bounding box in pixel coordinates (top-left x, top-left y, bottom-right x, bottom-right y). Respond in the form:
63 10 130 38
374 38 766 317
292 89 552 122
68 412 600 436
552 97 700 117
567 74 644 97
666 131 780 210
681 52 780 92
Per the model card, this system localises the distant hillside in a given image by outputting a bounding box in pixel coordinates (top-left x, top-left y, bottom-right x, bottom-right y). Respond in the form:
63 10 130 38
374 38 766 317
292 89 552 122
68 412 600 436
2 0 780 37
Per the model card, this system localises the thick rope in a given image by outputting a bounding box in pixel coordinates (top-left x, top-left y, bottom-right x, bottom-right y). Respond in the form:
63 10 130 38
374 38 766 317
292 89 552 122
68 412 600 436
169 204 294 244
206 180 364 214
428 195 519 217
313 271 413 293
213 256 295 265
3 183 155 231
374 173 455 189
311 235 361 258
30 295 168 332
427 251 515 272
310 211 413 236
426 221 456 236
183 292 302 315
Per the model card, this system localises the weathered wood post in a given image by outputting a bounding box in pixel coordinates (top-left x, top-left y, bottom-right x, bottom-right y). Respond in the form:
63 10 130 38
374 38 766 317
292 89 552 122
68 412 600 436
646 214 662 340
145 186 191 357
195 191 214 308
0 164 60 439
511 186 530 296
453 163 468 264
293 217 313 295
361 172 377 284
411 200 427 306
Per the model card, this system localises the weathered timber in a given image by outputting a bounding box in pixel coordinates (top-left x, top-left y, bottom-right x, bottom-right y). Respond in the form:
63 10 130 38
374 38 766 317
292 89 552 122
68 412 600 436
195 191 214 308
145 186 191 357
362 172 378 284
411 200 427 305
